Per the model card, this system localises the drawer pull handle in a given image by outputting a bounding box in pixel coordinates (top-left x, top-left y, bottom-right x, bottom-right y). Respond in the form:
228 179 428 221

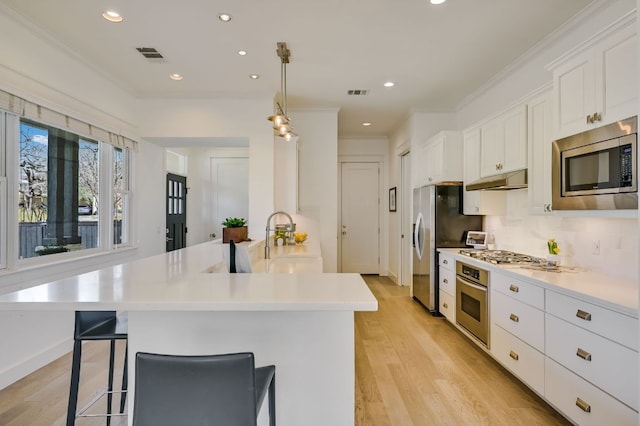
443 303 448 309
443 278 448 284
576 397 591 413
509 313 519 323
576 309 592 321
509 284 519 293
509 350 519 361
576 348 592 361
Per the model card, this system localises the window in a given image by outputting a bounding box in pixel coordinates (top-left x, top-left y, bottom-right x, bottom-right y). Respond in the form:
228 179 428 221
15 118 132 261
113 146 131 246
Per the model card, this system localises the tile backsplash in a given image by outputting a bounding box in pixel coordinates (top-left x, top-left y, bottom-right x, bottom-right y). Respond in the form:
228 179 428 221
484 190 638 282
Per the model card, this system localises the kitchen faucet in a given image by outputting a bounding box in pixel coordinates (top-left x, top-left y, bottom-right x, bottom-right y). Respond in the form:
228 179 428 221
265 211 295 259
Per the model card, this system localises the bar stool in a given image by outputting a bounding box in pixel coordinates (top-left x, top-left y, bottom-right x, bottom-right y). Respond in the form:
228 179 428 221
66 311 128 426
133 352 276 426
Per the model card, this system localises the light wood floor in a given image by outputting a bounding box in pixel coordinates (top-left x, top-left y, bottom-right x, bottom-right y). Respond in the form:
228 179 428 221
0 275 569 425
355 275 570 425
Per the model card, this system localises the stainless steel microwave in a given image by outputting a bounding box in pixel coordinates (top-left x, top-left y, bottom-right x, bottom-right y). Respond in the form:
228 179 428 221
552 116 637 210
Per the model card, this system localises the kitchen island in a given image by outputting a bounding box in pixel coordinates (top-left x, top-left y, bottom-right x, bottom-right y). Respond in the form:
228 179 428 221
0 240 378 426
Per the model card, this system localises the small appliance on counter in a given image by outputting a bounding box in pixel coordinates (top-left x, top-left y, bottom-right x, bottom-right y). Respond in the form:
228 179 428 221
465 231 487 249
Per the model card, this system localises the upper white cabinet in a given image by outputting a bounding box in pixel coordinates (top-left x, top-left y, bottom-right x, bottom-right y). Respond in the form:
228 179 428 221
549 17 637 139
479 105 527 177
527 90 553 214
414 131 463 187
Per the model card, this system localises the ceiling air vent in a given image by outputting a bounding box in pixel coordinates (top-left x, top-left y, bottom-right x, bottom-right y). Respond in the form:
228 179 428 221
136 47 166 63
347 89 369 96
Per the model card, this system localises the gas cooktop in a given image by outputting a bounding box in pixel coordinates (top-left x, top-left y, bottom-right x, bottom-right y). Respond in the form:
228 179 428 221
458 249 546 265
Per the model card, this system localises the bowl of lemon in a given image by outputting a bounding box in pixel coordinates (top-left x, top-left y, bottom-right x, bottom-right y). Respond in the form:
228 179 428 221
293 232 308 244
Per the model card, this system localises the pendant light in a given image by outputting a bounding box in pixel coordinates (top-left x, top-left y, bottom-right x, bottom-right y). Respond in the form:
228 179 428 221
268 42 298 141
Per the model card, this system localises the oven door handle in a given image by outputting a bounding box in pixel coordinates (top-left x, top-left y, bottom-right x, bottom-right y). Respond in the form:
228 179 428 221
457 276 487 293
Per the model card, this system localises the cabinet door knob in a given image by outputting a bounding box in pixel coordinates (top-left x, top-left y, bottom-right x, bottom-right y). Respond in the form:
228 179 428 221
576 397 591 413
576 348 592 361
586 114 593 124
443 278 448 284
593 112 601 122
576 309 592 321
509 284 519 293
509 313 519 323
443 302 448 309
509 350 519 361
443 259 448 264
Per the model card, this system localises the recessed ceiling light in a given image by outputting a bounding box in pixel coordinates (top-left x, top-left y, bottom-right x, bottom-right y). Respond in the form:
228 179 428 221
238 50 247 56
102 10 123 23
431 0 446 4
170 73 183 81
218 13 232 22
383 81 395 88
362 122 372 127
250 74 260 80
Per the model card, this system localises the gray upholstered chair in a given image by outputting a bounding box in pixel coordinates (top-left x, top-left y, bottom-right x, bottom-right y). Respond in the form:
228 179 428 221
133 352 276 426
66 311 128 426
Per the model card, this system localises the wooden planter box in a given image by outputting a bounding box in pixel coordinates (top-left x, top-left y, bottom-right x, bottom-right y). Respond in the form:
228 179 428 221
222 226 248 243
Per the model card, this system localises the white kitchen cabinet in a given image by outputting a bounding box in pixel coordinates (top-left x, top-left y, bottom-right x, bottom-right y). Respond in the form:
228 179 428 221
462 128 505 215
546 313 638 411
479 105 527 178
527 90 553 215
545 357 638 426
493 291 544 352
438 253 456 324
550 17 637 139
415 131 463 187
491 324 545 396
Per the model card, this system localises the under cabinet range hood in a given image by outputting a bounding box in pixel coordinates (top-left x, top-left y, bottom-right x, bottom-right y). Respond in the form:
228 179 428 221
466 169 528 191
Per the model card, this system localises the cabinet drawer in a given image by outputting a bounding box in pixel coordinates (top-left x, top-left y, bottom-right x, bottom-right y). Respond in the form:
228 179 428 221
492 273 544 310
546 290 638 351
546 314 638 410
439 290 455 324
545 357 638 426
439 267 455 295
492 291 544 352
439 253 455 270
491 325 544 395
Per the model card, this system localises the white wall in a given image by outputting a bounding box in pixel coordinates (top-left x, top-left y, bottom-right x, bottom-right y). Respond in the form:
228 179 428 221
292 109 339 272
135 97 275 243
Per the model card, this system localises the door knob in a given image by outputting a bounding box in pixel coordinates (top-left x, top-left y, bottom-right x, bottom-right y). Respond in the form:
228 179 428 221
342 231 347 236
342 225 346 229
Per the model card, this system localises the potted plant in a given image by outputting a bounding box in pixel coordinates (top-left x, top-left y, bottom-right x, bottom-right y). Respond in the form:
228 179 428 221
222 217 248 243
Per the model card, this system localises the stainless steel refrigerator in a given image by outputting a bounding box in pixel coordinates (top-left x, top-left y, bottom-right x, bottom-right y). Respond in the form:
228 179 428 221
412 183 482 313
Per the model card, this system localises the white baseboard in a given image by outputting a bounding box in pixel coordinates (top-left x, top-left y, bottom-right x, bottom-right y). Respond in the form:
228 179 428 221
387 271 398 284
0 338 72 390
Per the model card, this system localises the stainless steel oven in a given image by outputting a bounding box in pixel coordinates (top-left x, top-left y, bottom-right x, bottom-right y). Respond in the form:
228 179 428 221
456 261 489 348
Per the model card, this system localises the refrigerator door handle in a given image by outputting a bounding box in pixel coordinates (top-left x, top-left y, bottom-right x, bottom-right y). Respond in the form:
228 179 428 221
414 212 424 260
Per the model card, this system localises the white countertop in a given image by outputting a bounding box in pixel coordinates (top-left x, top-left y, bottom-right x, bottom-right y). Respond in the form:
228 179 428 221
439 248 638 317
0 240 377 312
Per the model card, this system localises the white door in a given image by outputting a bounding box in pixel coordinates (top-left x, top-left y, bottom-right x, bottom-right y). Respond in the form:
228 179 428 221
400 152 411 286
210 158 249 240
340 162 379 273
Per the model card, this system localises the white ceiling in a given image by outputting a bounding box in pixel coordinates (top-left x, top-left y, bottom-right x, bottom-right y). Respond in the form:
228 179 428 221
0 0 592 138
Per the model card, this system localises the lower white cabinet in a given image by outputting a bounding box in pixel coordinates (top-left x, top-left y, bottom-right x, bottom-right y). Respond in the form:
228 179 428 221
491 325 544 395
439 290 455 323
492 290 544 352
546 313 638 410
545 357 638 426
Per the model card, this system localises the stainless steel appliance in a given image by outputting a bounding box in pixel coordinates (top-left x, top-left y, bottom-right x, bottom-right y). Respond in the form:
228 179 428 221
456 261 489 347
412 183 482 313
552 116 637 210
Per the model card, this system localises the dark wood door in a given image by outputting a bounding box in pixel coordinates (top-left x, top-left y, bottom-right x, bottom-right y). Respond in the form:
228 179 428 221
166 173 187 252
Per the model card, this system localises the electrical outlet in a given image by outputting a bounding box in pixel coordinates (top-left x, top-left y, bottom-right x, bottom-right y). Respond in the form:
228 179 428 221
592 240 600 255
